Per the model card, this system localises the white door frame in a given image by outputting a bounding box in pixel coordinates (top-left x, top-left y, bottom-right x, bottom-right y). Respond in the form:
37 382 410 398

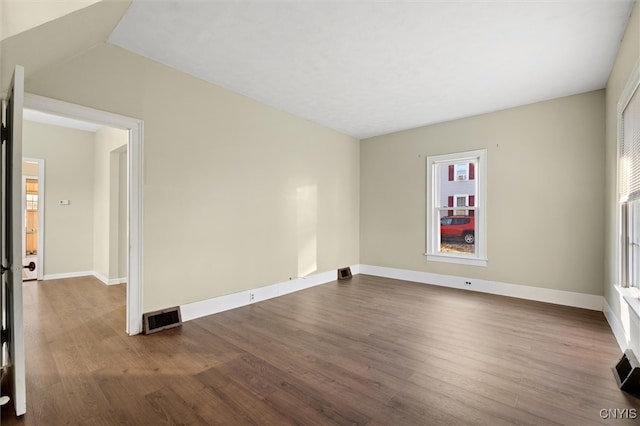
21 160 45 281
23 93 144 335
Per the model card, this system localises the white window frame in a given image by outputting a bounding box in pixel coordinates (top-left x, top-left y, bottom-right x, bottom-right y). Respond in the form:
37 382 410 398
617 59 640 309
425 149 487 266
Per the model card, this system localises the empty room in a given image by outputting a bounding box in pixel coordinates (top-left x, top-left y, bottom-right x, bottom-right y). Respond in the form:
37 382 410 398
1 0 640 424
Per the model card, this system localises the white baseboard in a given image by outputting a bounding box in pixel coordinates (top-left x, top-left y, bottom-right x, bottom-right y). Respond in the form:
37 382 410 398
603 297 629 352
43 271 94 281
180 266 356 322
93 272 127 285
180 263 604 325
93 272 109 285
359 264 604 311
43 271 126 285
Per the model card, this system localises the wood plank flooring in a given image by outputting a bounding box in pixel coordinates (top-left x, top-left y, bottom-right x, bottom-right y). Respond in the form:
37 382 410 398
2 274 639 425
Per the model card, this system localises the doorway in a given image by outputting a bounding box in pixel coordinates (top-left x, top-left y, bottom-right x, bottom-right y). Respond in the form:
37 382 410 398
21 159 44 281
22 94 143 335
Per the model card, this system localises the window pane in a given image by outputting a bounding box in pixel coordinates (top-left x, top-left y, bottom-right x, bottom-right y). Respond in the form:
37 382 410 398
621 202 629 287
440 208 476 255
437 159 477 254
622 86 640 200
455 164 468 180
440 161 476 210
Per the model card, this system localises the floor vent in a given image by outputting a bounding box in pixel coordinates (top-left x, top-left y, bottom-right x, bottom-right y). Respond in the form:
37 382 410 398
613 349 640 395
143 307 182 334
337 267 352 281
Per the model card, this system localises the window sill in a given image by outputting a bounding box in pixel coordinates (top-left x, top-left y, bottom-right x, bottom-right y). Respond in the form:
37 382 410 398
425 253 488 267
615 285 640 319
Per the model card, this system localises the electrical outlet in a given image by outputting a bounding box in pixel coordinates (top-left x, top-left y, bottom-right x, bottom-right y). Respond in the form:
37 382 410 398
464 280 472 286
249 292 255 301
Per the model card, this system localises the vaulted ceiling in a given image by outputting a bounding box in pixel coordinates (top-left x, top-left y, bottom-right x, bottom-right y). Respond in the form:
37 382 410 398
4 0 636 139
107 0 634 138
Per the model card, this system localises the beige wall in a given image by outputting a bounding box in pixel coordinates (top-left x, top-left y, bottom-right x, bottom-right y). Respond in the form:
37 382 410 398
22 161 38 176
22 43 360 312
93 126 127 281
1 0 102 41
24 120 128 282
361 90 605 295
0 1 130 98
605 2 640 355
12 0 614 325
23 120 95 275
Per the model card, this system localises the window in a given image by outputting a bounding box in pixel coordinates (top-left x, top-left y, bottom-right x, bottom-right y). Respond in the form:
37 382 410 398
426 149 487 266
454 163 469 180
618 64 640 289
454 194 470 215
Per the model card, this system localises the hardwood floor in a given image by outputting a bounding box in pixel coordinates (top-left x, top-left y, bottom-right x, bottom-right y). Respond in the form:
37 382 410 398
2 274 639 425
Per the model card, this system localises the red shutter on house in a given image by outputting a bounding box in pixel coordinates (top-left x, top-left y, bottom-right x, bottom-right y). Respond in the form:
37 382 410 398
469 195 475 217
448 165 454 181
448 196 454 216
469 162 475 180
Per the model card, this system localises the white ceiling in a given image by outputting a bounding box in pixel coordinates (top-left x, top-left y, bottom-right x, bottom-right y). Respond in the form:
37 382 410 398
108 0 634 139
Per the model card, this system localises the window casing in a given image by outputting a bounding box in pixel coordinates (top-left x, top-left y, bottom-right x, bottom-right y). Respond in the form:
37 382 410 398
426 149 487 266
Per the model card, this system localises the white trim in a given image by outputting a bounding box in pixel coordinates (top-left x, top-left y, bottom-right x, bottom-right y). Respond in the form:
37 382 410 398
23 109 102 133
180 263 604 323
426 149 487 266
180 266 357 322
93 272 108 285
42 270 126 286
604 297 629 352
359 264 604 311
42 271 95 281
425 254 488 267
617 58 640 115
92 271 126 286
615 284 640 319
23 93 144 335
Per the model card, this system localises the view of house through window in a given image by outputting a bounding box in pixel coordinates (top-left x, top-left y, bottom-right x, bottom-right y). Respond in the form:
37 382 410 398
439 160 476 254
426 149 487 266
